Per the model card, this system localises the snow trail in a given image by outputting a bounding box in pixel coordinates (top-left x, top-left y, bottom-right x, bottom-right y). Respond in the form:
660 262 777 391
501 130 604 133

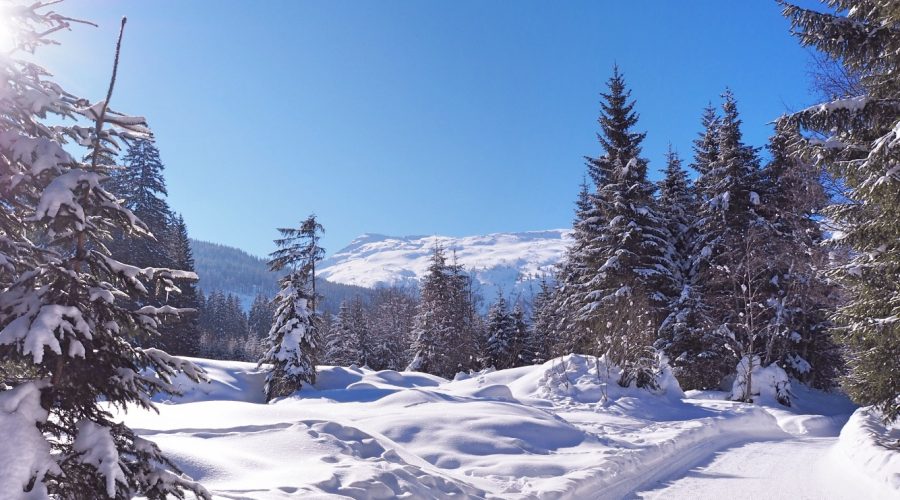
631 436 896 500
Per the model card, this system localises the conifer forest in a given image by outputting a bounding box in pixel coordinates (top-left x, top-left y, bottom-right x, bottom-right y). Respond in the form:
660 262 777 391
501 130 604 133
0 1 898 499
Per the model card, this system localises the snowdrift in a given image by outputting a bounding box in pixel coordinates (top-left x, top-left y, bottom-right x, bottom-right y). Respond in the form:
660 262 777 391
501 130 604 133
836 407 900 490
118 355 886 499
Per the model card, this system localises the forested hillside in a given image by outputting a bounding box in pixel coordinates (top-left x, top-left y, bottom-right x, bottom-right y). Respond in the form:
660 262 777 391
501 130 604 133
191 238 374 314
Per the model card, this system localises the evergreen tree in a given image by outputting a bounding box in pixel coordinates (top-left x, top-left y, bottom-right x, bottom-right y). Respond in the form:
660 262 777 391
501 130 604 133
655 146 718 389
0 8 207 497
325 296 371 367
260 215 324 401
781 0 900 420
248 293 275 338
759 121 843 389
368 286 417 370
105 139 174 270
574 67 675 388
694 90 776 395
163 214 202 356
484 293 516 369
525 277 557 364
408 246 480 377
510 302 529 367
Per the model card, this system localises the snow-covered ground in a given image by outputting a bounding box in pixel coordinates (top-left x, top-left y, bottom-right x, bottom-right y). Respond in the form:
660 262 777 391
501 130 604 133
318 230 571 300
119 356 899 499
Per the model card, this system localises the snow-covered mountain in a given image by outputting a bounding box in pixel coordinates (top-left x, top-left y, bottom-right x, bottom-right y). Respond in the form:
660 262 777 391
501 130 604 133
319 229 572 300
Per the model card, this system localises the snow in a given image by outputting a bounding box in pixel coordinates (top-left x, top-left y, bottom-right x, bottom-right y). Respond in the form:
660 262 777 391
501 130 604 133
0 381 58 500
73 420 126 497
836 407 900 491
318 230 572 299
111 355 898 499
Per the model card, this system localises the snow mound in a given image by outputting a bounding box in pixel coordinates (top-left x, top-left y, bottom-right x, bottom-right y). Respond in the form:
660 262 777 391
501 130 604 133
152 357 267 404
837 407 900 491
119 355 888 498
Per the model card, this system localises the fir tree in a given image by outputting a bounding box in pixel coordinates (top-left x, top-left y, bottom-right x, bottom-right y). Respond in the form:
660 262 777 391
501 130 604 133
0 8 207 497
408 246 480 377
694 90 775 394
655 146 719 389
368 286 418 370
780 0 900 420
260 215 324 401
575 67 675 388
510 302 529 367
525 277 557 364
484 293 516 369
163 214 202 356
759 121 842 389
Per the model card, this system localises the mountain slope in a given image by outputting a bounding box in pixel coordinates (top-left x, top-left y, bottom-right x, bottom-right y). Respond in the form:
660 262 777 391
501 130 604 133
318 229 572 300
190 239 372 313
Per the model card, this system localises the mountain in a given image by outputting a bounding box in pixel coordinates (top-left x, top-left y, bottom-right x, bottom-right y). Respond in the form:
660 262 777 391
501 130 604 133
318 229 572 302
190 239 372 314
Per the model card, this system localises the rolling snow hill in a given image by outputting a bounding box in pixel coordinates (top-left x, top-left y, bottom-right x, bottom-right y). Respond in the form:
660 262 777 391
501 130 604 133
318 229 572 301
119 356 897 499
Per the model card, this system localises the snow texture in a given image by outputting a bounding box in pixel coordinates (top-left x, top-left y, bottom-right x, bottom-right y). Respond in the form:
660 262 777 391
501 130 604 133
113 355 898 499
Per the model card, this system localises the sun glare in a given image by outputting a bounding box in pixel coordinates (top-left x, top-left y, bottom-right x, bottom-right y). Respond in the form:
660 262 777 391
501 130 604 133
0 5 15 53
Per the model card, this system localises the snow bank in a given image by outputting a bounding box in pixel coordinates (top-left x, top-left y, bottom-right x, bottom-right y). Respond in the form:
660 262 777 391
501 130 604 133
120 355 883 498
151 357 267 404
836 407 900 491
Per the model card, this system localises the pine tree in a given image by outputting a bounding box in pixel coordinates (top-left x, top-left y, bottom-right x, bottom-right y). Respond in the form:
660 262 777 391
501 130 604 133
655 146 719 389
575 67 675 388
325 296 371 367
105 138 174 270
368 286 418 370
780 0 900 420
759 121 842 389
552 176 598 356
694 90 776 395
510 302 529 367
525 277 557 364
0 8 207 498
248 292 275 359
484 293 516 369
163 214 202 356
260 215 324 401
408 246 480 377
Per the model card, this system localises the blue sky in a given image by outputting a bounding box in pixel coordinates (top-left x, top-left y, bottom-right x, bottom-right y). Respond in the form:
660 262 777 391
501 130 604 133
49 1 820 257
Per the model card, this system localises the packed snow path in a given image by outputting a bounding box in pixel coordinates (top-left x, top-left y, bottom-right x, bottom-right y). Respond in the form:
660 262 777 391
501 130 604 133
117 356 898 499
632 437 894 500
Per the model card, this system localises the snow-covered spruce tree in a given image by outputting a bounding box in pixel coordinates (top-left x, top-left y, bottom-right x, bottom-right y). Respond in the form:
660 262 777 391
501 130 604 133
550 178 595 356
780 0 900 420
162 213 202 356
654 146 718 390
694 90 780 396
324 300 351 366
484 293 516 369
408 246 480 377
0 7 208 498
368 286 418 370
576 67 676 388
759 121 843 389
247 292 275 358
510 302 529 367
105 139 174 270
525 276 557 364
691 104 721 203
260 215 324 401
325 296 370 367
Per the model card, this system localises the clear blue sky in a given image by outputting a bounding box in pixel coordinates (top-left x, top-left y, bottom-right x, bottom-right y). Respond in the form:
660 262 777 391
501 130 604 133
48 1 821 257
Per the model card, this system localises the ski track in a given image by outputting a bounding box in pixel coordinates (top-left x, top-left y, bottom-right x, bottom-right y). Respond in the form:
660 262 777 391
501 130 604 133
629 436 897 500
